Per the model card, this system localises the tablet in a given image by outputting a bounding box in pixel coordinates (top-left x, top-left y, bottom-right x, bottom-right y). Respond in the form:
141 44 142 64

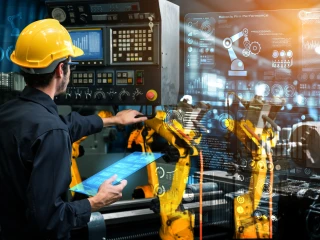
70 151 164 196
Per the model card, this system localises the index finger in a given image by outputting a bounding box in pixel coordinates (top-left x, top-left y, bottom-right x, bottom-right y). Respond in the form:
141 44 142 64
115 179 128 190
105 174 118 184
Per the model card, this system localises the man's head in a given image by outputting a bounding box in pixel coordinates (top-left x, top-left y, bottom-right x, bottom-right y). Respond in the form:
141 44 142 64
10 19 83 94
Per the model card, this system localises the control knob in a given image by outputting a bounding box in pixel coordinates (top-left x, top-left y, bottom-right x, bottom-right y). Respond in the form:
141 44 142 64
133 89 143 101
119 89 130 101
79 13 88 23
95 92 104 100
75 93 81 100
107 90 117 100
65 93 71 100
85 93 91 101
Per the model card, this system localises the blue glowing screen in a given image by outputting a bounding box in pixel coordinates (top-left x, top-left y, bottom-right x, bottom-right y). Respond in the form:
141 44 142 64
70 151 164 196
69 28 103 61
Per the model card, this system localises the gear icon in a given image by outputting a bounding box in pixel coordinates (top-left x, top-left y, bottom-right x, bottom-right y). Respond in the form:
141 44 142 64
250 41 261 55
242 48 251 57
243 28 249 36
243 39 251 49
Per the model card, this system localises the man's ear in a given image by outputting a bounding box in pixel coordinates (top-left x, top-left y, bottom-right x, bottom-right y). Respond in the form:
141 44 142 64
55 62 64 78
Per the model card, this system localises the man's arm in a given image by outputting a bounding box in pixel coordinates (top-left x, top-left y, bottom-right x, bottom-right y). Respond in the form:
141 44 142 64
60 112 103 142
60 109 147 142
101 109 148 127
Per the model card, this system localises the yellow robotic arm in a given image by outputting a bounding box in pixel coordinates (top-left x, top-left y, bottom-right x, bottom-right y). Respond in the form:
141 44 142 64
144 111 201 240
226 93 282 239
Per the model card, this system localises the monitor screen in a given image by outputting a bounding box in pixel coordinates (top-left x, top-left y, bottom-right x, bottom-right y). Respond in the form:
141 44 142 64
68 28 103 61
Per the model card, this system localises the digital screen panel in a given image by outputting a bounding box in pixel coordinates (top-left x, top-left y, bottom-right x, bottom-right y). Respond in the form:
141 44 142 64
183 9 320 172
68 28 103 61
70 152 163 196
184 9 320 108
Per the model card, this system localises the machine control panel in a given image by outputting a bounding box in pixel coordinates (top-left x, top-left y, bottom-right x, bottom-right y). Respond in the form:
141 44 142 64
47 0 179 106
54 68 160 105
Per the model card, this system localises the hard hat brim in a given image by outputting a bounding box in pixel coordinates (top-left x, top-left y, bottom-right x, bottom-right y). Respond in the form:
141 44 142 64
71 45 84 58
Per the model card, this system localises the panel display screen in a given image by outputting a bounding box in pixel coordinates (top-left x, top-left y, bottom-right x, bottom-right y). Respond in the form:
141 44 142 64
68 28 103 61
183 9 320 172
70 152 163 196
184 9 320 108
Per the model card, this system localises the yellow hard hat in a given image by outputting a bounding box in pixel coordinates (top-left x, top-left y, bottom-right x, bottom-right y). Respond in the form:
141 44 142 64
10 18 83 74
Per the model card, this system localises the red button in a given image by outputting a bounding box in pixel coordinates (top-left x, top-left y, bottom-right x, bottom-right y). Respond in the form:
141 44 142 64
137 78 143 84
146 91 155 100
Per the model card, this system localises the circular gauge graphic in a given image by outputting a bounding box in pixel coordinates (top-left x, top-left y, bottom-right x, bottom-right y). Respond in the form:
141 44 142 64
250 41 261 55
223 38 232 49
0 47 4 61
304 168 312 175
51 8 67 23
309 72 316 80
272 50 279 58
218 113 234 132
236 196 245 204
284 84 296 97
187 38 193 45
6 46 14 61
300 72 308 82
201 19 214 38
255 82 270 97
155 184 166 197
298 10 308 20
156 167 165 178
271 84 284 97
287 50 293 58
280 50 286 57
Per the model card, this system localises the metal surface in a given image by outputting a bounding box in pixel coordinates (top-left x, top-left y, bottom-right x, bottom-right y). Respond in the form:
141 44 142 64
159 0 180 105
101 199 228 225
88 212 106 240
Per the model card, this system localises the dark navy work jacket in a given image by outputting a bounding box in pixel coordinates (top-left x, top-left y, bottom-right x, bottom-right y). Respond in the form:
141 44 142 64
0 86 103 239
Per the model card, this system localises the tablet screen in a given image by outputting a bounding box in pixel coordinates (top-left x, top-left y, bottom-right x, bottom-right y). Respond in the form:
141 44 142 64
70 151 164 196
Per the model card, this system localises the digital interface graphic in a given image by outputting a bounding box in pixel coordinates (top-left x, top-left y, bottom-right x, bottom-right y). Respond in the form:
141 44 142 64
70 151 164 196
69 28 104 61
184 9 320 173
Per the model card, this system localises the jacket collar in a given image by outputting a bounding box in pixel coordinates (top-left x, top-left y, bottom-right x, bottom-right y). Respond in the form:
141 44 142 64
19 86 59 115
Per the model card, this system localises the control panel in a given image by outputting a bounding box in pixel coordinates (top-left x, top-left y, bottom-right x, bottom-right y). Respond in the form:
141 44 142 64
55 68 159 105
46 0 179 106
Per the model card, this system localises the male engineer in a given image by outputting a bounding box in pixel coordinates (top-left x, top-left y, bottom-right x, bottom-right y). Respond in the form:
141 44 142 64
0 19 147 240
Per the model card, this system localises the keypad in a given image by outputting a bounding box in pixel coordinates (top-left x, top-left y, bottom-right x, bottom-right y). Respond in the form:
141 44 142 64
96 72 114 85
116 71 134 85
112 28 154 63
72 71 94 85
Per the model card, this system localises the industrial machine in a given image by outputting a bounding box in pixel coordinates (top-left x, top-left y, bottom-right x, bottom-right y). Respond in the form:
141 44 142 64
46 0 179 106
69 101 233 240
